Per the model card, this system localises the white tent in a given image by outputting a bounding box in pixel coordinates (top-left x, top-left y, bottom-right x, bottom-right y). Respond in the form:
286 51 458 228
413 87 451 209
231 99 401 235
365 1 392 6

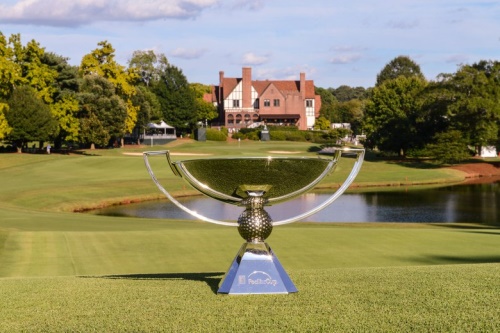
147 120 175 130
141 121 176 145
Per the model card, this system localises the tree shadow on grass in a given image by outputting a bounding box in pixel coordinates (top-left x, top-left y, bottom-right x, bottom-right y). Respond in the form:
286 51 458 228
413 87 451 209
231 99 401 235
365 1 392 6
86 272 224 294
430 223 500 230
405 254 500 266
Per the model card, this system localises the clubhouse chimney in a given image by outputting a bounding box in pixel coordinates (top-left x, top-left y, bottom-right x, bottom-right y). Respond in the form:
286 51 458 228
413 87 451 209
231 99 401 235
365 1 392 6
300 72 306 100
219 71 225 104
242 67 252 109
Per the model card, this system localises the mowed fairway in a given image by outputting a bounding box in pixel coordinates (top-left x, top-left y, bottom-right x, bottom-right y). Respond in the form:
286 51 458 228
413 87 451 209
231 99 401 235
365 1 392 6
0 140 499 332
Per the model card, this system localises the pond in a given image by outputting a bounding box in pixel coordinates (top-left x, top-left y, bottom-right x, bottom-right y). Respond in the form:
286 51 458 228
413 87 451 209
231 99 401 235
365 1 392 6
91 179 500 225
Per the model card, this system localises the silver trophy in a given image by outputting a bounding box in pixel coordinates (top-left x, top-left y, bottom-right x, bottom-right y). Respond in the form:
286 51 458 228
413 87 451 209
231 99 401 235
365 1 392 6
143 147 364 294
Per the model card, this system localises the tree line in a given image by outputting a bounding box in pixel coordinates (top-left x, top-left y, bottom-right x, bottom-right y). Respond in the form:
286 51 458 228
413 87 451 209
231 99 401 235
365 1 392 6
1 32 499 163
0 33 217 151
317 56 500 163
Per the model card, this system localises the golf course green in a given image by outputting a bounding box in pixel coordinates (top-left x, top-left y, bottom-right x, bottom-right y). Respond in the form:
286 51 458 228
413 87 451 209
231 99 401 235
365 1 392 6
0 140 499 332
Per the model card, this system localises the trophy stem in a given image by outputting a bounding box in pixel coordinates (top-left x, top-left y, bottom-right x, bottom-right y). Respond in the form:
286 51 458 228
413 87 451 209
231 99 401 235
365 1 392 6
237 196 273 242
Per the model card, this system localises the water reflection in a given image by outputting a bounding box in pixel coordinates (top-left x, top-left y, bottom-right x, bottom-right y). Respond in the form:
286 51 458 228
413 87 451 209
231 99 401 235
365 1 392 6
92 181 500 225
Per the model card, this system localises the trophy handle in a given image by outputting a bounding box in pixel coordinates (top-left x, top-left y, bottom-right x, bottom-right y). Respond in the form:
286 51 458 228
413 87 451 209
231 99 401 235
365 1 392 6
143 151 238 227
272 147 365 226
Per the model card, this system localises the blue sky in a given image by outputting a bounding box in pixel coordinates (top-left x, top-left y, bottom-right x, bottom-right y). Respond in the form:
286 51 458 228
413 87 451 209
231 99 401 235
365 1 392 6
1 0 499 88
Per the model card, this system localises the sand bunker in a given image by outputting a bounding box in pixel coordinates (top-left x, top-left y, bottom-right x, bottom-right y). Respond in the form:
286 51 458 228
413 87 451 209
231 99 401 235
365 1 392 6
267 151 302 154
123 152 212 156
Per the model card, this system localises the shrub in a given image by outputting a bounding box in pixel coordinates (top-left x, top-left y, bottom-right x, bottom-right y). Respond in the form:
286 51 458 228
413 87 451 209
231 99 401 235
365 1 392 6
220 127 229 136
425 130 472 165
238 128 256 135
269 131 286 141
246 131 260 141
206 128 227 141
231 131 246 140
284 131 307 141
267 125 298 131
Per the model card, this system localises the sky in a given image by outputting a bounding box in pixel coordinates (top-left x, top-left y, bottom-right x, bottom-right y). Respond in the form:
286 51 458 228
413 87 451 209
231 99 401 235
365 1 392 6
0 0 499 88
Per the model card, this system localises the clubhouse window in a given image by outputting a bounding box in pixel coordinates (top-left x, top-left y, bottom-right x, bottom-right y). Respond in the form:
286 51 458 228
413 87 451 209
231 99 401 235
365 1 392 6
273 99 280 107
264 99 270 107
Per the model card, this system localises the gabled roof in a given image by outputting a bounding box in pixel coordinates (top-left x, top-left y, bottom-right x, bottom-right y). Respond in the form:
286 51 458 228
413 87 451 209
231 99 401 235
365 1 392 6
258 80 300 95
220 78 317 99
258 82 286 98
222 78 241 99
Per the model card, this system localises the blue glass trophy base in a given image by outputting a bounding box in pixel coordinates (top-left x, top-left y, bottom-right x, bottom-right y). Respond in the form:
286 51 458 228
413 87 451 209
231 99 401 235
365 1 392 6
218 242 298 295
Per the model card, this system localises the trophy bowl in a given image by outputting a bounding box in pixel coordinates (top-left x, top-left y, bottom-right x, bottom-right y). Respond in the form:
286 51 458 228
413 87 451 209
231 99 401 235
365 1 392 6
143 147 364 295
170 156 334 203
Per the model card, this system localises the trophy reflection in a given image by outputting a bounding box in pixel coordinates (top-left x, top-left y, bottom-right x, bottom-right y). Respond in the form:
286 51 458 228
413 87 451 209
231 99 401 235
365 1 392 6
144 148 364 294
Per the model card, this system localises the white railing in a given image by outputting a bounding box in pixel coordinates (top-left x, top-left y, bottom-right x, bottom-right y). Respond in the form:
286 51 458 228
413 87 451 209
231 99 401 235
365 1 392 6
140 134 177 139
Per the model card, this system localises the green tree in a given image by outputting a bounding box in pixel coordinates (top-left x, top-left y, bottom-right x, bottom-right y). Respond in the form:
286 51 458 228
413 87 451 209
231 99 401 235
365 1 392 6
330 85 369 102
7 34 58 103
41 52 79 100
425 130 471 165
376 56 425 87
0 103 12 139
364 76 428 156
152 64 196 133
315 87 337 122
4 85 58 152
78 75 127 149
132 85 162 143
50 94 80 143
190 83 218 123
313 116 331 130
127 50 170 141
128 50 168 86
335 99 364 135
0 33 23 98
434 61 500 154
80 112 109 149
194 98 218 124
80 41 138 135
41 52 80 147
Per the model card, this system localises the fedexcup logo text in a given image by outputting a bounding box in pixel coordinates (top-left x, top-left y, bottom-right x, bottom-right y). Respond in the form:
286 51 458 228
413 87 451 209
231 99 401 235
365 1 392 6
247 271 278 286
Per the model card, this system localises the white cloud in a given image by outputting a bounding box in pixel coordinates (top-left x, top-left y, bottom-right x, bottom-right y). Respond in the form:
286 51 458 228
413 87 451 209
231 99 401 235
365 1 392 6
0 0 219 27
445 54 469 64
242 52 270 66
329 54 362 64
170 47 207 59
329 46 363 65
387 19 419 30
328 45 365 65
254 66 316 81
231 0 265 11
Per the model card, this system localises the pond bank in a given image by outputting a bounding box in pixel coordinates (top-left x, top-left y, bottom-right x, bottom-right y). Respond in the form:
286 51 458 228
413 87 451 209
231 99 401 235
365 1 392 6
74 163 500 213
449 162 500 178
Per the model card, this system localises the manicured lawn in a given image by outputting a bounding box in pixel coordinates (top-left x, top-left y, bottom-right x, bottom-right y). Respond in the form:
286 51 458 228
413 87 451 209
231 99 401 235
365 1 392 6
0 140 498 332
1 264 498 332
0 140 465 212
